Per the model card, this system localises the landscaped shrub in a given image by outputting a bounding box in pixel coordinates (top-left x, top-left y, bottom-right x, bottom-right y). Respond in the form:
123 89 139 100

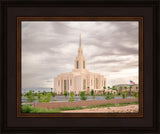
69 92 75 102
105 93 114 100
64 91 68 98
42 91 47 95
21 105 33 113
38 93 51 103
122 92 126 99
26 90 36 102
51 92 56 97
21 105 61 113
118 92 121 96
91 90 94 96
80 91 87 100
38 93 41 99
135 92 139 98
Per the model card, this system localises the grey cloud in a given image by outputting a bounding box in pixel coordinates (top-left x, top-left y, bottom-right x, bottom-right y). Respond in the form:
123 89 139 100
22 21 139 88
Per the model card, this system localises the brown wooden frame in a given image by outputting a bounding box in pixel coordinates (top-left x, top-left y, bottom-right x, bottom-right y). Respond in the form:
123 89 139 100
17 17 143 118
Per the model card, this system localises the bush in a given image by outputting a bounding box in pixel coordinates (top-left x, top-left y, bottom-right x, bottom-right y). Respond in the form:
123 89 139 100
64 91 68 98
42 91 47 95
91 90 94 96
122 92 126 99
34 92 38 96
69 92 75 102
38 93 51 103
118 92 121 96
105 93 114 100
51 92 56 97
21 105 33 113
21 105 61 113
135 92 139 98
80 91 87 100
26 90 36 102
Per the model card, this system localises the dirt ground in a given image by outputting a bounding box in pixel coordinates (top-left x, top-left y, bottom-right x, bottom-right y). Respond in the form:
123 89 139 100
62 104 139 113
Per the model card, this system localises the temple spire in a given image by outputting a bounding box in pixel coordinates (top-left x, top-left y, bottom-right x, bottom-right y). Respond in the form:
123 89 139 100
79 33 81 47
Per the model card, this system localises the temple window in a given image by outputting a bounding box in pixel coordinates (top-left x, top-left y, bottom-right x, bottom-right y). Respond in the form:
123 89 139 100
77 61 79 69
64 80 67 91
83 79 86 89
58 80 60 86
96 78 98 89
83 61 85 69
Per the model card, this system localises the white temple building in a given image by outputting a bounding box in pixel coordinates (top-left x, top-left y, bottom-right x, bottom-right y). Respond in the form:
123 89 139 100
54 34 106 95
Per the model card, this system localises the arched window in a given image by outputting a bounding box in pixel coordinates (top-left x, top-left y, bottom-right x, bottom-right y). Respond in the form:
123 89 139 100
83 79 86 89
77 61 79 69
64 80 67 91
70 80 72 86
96 78 98 89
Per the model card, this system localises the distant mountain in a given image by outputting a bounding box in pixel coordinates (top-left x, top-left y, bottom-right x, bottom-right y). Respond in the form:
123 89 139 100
22 87 54 93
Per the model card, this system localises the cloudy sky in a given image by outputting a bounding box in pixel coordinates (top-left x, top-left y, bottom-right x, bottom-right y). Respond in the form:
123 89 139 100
22 21 139 89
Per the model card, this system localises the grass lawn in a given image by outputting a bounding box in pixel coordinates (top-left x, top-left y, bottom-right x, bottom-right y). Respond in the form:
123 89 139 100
21 101 138 113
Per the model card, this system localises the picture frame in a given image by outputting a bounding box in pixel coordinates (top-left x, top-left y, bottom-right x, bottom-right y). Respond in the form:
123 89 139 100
17 16 143 118
0 0 159 133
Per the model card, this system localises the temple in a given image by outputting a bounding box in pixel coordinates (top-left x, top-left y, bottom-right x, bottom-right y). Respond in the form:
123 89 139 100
54 34 106 95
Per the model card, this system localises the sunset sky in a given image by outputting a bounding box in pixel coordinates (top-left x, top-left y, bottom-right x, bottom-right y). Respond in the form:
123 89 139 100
22 21 139 89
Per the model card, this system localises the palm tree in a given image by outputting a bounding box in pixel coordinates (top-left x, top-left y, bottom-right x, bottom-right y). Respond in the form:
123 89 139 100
112 86 116 90
107 86 110 90
129 85 133 96
119 86 123 94
124 86 127 91
87 87 90 95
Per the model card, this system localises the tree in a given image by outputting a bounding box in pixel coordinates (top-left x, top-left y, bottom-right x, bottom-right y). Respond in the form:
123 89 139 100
26 90 36 102
51 92 56 97
91 90 94 96
129 85 133 96
87 87 90 95
34 92 38 96
119 86 123 94
105 93 114 100
107 86 110 90
80 91 87 100
122 92 126 99
135 92 139 98
69 92 75 102
51 92 56 100
124 86 127 91
90 90 95 99
51 88 53 93
42 91 47 95
103 86 106 95
64 91 68 98
112 86 116 90
38 93 51 103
